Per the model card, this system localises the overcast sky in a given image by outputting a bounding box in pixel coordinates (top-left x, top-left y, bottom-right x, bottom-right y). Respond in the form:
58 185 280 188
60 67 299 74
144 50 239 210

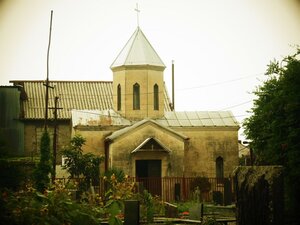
1 0 300 140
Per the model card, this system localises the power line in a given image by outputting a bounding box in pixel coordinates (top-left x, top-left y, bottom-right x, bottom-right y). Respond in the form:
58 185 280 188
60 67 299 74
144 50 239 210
219 100 253 110
177 73 264 91
26 96 254 112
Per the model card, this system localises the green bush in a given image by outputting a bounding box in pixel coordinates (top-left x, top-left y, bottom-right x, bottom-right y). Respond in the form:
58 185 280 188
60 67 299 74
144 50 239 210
0 182 104 225
62 135 104 193
33 130 52 192
0 160 32 190
202 217 218 225
104 167 126 182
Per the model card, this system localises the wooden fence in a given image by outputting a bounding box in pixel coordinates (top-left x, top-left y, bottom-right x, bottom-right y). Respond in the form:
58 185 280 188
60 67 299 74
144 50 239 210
56 177 234 204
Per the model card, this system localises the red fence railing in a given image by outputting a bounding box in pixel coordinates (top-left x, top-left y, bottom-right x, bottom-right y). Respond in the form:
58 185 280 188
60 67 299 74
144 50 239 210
56 177 234 203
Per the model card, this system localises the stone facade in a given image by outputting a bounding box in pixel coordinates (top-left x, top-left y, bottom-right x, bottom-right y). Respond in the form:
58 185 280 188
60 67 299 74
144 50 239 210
112 65 165 120
180 127 239 177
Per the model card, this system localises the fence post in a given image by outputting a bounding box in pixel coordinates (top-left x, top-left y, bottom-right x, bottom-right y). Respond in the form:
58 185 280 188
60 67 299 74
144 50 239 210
182 176 186 200
175 183 180 201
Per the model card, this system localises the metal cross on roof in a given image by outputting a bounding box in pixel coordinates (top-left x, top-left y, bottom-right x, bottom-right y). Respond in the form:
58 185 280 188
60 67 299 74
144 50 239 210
134 3 140 27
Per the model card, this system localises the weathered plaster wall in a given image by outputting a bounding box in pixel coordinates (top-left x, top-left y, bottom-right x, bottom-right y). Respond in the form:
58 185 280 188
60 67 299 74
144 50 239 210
72 126 122 174
72 123 239 178
172 127 239 177
23 121 71 163
108 122 185 177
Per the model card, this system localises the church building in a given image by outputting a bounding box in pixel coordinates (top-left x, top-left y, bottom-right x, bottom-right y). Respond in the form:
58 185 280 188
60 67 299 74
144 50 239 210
2 26 240 196
71 26 240 180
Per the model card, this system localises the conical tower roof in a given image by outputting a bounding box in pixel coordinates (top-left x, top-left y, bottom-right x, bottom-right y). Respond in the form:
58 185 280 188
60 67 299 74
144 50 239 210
111 27 165 69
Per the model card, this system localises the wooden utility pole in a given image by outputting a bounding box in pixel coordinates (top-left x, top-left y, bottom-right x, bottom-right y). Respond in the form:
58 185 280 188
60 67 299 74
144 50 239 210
50 96 62 182
44 10 54 131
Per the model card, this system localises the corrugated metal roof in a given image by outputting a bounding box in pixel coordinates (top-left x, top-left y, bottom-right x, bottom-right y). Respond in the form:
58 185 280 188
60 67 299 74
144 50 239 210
11 80 113 120
71 109 131 127
110 27 165 69
10 80 172 119
105 110 239 141
156 111 239 127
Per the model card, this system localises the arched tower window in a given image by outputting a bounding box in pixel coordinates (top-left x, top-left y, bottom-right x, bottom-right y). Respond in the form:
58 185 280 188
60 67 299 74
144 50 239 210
117 84 121 111
216 156 224 179
154 84 159 110
133 83 140 110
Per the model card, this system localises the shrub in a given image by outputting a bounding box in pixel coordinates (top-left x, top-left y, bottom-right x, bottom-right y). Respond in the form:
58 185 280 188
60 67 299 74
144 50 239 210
33 130 52 192
104 173 136 225
62 135 104 193
0 159 33 190
0 181 104 225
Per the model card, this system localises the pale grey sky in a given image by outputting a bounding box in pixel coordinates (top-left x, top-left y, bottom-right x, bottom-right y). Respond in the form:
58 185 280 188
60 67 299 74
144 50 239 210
1 0 300 139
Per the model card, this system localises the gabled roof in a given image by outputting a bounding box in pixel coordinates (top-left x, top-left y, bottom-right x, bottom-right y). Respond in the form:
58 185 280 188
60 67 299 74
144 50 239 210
106 119 189 142
131 137 171 154
10 80 172 120
110 27 165 69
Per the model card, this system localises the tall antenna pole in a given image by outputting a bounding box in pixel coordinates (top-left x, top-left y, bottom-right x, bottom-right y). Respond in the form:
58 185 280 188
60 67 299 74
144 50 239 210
172 60 175 111
44 10 53 130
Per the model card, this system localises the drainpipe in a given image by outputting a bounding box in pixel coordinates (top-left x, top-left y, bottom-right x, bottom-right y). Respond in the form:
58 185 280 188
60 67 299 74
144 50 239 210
104 140 110 173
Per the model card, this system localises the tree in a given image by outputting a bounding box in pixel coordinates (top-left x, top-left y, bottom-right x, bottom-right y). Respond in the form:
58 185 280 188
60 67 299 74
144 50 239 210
34 130 52 192
243 48 300 222
62 135 104 192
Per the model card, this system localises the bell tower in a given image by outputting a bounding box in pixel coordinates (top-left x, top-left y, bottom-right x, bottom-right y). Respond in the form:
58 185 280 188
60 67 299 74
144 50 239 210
111 27 166 120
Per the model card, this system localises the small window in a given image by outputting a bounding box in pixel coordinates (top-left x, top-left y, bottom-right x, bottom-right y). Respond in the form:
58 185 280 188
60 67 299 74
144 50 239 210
154 84 159 110
117 84 121 111
216 156 224 179
133 83 140 110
